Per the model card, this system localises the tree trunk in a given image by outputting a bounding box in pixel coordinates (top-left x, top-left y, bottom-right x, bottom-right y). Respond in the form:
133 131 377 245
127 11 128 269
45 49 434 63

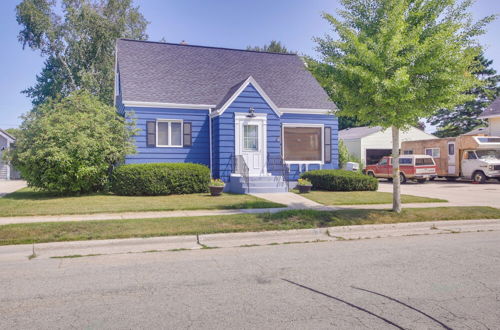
392 126 402 213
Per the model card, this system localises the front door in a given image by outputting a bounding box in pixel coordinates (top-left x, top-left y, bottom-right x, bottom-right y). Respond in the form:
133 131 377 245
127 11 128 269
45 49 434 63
447 142 456 175
235 114 267 176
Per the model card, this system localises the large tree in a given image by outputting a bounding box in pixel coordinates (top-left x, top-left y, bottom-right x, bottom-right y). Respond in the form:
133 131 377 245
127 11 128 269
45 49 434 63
16 0 148 106
430 53 500 137
247 40 293 54
315 0 495 212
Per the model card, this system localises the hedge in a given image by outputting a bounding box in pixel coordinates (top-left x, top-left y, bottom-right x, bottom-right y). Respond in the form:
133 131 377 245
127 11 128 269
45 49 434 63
111 163 210 196
300 169 378 191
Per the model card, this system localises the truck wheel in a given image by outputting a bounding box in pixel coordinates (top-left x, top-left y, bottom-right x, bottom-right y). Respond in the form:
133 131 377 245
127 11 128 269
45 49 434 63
473 171 486 184
417 179 427 184
399 173 407 184
367 171 375 178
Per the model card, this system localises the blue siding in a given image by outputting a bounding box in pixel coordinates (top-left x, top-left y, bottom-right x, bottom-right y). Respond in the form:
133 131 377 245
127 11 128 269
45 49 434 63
212 84 280 183
124 107 210 166
212 83 339 182
117 83 339 183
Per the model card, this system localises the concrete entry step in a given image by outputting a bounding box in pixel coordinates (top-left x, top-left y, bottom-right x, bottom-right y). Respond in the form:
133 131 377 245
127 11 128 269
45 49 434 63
228 174 290 194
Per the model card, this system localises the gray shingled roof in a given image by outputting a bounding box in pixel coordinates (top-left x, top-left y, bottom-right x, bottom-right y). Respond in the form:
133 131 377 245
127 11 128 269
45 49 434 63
479 97 500 118
339 126 383 140
116 39 336 110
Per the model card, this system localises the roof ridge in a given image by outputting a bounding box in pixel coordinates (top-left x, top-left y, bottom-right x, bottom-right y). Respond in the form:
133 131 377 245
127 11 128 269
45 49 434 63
118 38 298 56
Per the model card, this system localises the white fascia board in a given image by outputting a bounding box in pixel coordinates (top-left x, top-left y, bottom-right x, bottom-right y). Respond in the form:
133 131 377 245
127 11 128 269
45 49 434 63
123 101 214 110
211 76 281 117
280 108 333 115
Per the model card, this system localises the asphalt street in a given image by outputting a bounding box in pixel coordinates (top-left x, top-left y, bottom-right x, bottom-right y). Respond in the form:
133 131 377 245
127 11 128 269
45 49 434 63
1 231 499 329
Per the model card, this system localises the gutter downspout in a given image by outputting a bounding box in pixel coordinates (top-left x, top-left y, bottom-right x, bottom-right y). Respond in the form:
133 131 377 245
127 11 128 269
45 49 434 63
209 109 213 179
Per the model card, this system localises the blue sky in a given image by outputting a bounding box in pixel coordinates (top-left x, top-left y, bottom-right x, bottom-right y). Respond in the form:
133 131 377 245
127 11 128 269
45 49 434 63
1 0 499 129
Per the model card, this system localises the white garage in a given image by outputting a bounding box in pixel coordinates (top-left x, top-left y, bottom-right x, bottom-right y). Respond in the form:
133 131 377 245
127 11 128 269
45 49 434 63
340 126 436 165
0 129 16 180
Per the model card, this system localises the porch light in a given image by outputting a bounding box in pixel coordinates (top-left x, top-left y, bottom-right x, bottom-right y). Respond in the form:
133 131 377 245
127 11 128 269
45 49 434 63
247 107 256 118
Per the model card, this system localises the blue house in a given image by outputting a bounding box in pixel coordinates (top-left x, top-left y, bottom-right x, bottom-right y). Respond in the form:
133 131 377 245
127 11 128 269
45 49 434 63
115 39 339 193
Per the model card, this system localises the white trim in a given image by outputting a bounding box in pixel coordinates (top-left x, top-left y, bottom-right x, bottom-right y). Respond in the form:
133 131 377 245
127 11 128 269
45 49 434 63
235 113 268 175
156 119 184 148
282 123 325 164
113 41 118 107
211 76 281 117
123 101 214 110
280 108 333 115
234 112 268 119
209 110 213 178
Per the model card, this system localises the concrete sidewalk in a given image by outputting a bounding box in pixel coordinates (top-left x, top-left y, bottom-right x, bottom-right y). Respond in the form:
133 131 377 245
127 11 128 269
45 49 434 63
2 218 499 261
0 201 469 225
0 201 489 226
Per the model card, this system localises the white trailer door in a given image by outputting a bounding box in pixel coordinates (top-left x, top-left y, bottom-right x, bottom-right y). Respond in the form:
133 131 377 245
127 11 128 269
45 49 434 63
447 142 456 174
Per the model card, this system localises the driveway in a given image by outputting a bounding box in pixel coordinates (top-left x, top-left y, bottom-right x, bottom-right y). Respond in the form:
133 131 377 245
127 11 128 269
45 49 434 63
378 180 500 207
0 232 498 329
0 180 26 197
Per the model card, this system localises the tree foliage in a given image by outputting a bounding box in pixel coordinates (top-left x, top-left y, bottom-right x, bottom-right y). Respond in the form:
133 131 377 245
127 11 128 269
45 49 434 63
314 0 495 129
9 92 136 194
247 40 294 54
313 0 495 212
430 53 500 137
16 0 148 106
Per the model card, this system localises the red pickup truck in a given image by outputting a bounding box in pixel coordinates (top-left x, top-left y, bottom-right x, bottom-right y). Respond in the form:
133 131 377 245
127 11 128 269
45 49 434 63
364 155 438 183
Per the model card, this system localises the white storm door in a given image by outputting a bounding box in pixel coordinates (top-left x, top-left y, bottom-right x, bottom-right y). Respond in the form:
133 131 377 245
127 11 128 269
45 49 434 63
447 142 456 174
235 115 267 176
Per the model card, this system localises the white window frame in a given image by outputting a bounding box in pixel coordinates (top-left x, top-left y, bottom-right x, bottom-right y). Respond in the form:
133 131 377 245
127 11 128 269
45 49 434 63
425 148 440 158
156 119 183 148
282 123 325 164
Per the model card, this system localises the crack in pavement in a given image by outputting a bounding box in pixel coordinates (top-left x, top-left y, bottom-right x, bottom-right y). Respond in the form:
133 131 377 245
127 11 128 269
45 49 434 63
281 278 406 329
351 286 453 330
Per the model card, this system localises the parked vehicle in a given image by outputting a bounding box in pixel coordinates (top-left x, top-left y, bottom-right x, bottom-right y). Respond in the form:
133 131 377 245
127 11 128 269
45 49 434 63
364 155 437 183
402 135 500 183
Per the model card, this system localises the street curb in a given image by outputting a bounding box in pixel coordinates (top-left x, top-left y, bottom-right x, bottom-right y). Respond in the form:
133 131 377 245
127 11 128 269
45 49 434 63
1 219 499 261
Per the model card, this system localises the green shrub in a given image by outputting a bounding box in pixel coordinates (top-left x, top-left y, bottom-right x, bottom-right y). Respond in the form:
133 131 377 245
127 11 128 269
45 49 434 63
8 91 136 194
111 163 210 196
300 169 378 191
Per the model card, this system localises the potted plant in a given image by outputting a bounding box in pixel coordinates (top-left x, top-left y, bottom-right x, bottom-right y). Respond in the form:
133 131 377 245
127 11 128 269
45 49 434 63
209 178 225 196
297 178 313 193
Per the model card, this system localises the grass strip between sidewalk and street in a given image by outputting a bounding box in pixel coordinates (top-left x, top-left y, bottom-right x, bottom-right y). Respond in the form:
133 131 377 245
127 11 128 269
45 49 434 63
1 206 499 246
293 190 447 205
0 188 285 217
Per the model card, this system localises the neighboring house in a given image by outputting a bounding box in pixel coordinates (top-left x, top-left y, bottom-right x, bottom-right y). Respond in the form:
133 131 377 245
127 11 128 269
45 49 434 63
477 97 500 136
0 129 16 180
339 126 435 165
115 39 338 193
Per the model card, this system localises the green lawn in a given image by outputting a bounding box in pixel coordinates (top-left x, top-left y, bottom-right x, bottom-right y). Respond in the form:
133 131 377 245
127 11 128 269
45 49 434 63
1 206 498 245
0 188 285 217
294 190 446 205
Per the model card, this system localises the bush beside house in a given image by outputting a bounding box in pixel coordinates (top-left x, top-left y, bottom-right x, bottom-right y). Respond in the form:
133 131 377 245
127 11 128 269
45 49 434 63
9 91 136 194
300 169 378 191
111 163 210 196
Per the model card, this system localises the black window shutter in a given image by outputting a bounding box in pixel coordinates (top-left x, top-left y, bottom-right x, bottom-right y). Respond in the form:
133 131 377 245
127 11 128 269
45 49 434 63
183 122 192 147
324 127 332 163
146 121 156 147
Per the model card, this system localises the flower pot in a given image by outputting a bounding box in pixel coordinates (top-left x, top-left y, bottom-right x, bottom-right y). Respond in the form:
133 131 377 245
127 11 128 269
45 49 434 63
297 184 312 193
209 185 224 196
